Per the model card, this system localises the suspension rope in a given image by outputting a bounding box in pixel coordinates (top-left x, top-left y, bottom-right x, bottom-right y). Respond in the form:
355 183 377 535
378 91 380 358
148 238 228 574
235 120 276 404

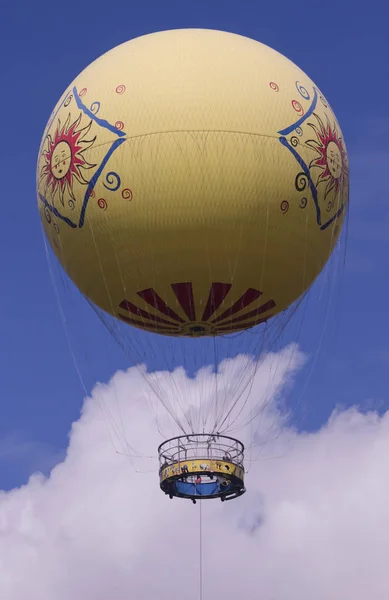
199 500 203 600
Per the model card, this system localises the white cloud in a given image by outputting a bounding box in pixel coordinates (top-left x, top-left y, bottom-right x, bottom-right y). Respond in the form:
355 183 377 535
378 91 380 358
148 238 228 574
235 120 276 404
1 346 389 600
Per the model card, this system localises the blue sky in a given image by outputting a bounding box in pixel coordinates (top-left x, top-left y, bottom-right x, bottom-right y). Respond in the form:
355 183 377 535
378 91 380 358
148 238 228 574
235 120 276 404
0 0 388 490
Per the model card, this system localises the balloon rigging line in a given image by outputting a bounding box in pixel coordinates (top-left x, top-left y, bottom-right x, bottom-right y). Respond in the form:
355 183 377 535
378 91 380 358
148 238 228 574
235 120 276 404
41 227 129 458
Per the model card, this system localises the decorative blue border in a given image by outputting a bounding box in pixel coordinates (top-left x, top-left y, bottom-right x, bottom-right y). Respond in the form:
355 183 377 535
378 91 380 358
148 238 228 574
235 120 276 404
39 193 77 228
73 89 126 138
277 86 346 230
39 87 127 229
278 135 321 226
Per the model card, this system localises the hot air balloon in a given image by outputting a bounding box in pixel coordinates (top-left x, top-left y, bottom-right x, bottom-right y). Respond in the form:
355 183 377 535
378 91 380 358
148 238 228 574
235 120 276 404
37 29 349 502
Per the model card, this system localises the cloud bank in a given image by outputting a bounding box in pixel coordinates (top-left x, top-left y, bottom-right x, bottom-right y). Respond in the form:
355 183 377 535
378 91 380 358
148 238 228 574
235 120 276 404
1 345 388 600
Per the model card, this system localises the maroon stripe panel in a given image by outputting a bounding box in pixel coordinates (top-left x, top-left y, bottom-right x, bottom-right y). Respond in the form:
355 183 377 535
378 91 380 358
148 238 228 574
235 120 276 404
119 299 177 326
118 313 178 332
137 288 185 323
171 282 196 321
217 315 271 332
201 282 232 321
217 299 276 327
212 288 262 324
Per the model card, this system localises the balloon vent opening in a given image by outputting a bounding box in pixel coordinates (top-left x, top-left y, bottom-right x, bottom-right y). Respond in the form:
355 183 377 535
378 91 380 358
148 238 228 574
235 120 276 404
189 325 206 334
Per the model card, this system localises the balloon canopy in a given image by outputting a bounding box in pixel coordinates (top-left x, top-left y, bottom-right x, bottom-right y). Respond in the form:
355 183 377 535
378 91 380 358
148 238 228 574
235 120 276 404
37 29 348 338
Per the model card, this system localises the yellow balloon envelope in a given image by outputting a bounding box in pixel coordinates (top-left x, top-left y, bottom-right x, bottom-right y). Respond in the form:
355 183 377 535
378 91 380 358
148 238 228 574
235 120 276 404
37 29 348 337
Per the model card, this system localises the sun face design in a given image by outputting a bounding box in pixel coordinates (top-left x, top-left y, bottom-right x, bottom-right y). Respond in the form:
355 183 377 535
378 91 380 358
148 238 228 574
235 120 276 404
307 114 348 201
40 113 96 206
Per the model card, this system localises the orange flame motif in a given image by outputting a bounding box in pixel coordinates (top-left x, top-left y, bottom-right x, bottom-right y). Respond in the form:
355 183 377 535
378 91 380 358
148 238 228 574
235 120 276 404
40 114 96 206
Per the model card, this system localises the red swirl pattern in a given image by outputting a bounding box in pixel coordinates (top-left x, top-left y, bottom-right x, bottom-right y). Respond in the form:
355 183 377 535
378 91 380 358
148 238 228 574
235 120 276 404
291 99 304 116
122 188 133 200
